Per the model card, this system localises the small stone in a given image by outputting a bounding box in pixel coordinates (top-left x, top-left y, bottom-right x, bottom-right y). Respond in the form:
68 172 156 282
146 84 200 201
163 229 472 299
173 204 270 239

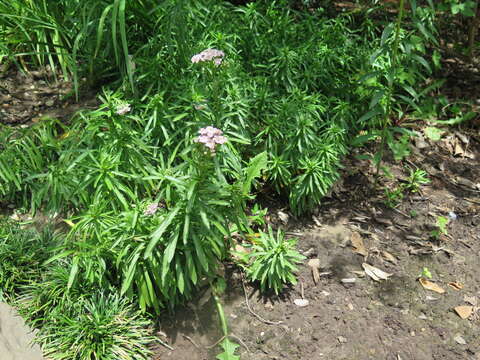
294 299 309 307
454 334 467 345
448 211 457 220
337 336 347 343
45 99 54 107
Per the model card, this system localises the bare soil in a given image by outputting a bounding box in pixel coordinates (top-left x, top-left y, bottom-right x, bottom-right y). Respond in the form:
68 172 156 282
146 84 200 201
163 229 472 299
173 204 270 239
153 128 480 360
0 67 98 126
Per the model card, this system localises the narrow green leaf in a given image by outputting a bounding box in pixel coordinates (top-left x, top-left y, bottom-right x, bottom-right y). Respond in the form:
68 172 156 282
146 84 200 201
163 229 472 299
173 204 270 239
145 206 180 259
67 257 79 289
243 151 268 194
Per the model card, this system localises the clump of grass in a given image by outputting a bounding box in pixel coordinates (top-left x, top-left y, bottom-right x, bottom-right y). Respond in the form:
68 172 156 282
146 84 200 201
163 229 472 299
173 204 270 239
0 218 53 301
27 292 155 360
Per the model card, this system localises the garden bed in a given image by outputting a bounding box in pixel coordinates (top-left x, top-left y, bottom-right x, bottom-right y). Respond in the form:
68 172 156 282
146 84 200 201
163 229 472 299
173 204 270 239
153 127 480 360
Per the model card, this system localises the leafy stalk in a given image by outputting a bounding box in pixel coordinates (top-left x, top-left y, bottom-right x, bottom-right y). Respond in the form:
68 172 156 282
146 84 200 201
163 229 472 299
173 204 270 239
375 0 406 181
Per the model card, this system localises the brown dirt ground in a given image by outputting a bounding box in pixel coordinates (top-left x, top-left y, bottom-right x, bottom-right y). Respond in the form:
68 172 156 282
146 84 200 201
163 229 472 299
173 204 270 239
0 67 98 126
153 128 480 360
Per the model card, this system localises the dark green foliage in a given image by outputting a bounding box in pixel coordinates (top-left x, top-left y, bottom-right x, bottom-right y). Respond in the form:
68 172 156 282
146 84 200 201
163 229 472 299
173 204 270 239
27 293 154 360
0 218 53 300
0 1 458 358
0 0 442 314
244 227 305 294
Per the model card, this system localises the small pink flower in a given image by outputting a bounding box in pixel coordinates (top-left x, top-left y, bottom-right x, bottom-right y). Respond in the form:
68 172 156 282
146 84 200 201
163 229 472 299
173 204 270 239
195 126 228 154
215 136 227 144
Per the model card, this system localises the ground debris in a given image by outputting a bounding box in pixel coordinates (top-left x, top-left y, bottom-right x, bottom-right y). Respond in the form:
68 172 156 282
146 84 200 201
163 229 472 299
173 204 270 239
454 306 474 319
418 278 445 294
362 263 392 281
350 231 368 256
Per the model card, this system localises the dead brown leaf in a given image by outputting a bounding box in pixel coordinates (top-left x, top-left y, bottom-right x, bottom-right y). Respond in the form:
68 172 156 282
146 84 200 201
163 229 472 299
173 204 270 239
381 251 397 263
419 278 445 294
362 263 392 281
447 282 463 291
454 305 473 319
307 258 321 284
454 142 465 157
351 232 368 256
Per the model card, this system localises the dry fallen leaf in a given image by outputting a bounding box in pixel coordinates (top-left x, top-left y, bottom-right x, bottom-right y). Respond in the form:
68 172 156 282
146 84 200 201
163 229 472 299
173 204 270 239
419 278 445 294
447 282 463 291
464 296 477 306
277 210 289 225
362 263 392 281
454 142 465 157
351 232 368 256
351 270 365 278
307 258 321 284
454 306 473 319
381 251 397 263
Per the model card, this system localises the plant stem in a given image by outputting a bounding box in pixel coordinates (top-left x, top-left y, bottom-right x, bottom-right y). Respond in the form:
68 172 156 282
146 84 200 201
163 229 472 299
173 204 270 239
213 291 228 336
468 0 480 60
374 0 406 182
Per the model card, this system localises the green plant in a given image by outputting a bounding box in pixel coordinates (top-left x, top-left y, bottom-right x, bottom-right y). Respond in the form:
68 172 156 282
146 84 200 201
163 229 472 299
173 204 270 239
404 168 430 193
0 218 53 301
211 279 241 360
243 226 304 295
384 186 404 209
354 0 440 180
383 167 429 208
31 293 154 360
431 215 449 239
217 339 240 360
419 266 432 279
16 261 98 327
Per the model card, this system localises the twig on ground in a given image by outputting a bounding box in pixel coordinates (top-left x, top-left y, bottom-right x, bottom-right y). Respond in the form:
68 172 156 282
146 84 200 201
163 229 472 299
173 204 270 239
156 337 174 351
392 207 411 218
182 334 201 349
464 197 480 205
230 334 251 353
205 335 226 349
205 334 250 353
241 275 283 325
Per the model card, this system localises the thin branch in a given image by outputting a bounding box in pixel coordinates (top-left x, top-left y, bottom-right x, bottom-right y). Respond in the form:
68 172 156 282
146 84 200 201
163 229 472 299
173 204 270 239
229 334 251 353
182 334 201 349
241 275 283 325
205 335 226 349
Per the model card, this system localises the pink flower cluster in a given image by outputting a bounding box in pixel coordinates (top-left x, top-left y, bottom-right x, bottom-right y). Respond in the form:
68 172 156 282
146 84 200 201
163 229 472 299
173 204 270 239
194 126 227 153
191 48 225 66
